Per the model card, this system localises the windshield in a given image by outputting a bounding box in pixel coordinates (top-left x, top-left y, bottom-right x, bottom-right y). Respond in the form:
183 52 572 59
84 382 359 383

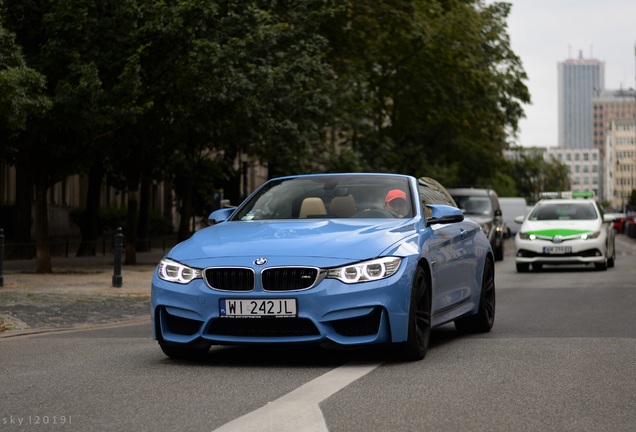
232 175 414 220
453 195 492 216
528 203 598 221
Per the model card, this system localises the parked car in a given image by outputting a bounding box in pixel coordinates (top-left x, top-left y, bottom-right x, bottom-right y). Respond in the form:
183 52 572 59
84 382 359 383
625 214 636 238
514 192 616 272
152 173 495 362
604 212 627 233
447 187 505 261
499 197 529 238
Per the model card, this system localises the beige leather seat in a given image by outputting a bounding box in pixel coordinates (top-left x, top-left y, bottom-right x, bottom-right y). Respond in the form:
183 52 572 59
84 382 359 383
329 195 356 217
299 197 327 218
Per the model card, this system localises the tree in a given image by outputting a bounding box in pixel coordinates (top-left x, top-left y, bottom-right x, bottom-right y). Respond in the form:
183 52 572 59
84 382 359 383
0 23 52 255
509 149 570 204
126 0 341 243
2 0 149 271
320 0 530 187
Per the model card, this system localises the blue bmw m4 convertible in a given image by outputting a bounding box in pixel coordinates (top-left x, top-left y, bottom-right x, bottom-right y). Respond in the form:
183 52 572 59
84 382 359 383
151 173 495 361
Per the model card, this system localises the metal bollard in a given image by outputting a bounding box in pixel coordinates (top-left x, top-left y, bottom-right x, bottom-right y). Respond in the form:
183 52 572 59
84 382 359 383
112 227 123 287
0 228 4 288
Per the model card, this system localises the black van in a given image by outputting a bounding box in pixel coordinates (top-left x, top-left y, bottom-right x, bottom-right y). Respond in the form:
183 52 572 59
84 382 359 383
447 187 505 261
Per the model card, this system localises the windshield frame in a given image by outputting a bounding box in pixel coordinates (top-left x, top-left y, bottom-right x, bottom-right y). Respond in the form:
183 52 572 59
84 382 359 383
230 174 415 221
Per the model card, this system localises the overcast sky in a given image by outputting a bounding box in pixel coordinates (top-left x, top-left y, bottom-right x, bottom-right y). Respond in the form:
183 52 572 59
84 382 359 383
498 0 636 148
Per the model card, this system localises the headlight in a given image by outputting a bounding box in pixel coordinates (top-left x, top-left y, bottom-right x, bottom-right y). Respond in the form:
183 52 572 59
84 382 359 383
581 231 601 240
518 232 536 240
327 257 402 284
157 258 202 284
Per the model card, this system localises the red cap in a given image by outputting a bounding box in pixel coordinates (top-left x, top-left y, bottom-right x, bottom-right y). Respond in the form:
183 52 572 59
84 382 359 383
385 189 406 203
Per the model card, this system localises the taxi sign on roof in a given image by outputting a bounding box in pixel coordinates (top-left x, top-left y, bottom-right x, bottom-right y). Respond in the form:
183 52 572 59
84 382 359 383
539 191 595 199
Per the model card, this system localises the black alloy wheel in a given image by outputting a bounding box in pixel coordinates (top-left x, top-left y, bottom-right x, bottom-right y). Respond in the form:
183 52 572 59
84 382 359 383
455 256 496 333
398 266 431 361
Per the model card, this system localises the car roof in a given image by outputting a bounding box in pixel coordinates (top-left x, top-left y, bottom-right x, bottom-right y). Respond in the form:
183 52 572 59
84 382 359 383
536 198 597 205
272 172 412 180
447 187 493 196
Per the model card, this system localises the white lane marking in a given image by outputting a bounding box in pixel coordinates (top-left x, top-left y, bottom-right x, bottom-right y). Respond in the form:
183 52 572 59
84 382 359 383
212 360 382 432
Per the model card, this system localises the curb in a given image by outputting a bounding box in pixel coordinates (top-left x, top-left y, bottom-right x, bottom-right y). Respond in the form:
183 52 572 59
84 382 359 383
0 316 151 339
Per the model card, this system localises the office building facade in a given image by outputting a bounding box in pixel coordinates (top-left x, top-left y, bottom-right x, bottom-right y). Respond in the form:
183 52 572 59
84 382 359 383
558 54 604 149
592 88 636 151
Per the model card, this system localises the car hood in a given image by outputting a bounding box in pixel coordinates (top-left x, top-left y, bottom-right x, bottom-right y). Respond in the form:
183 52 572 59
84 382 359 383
166 219 418 267
519 219 602 237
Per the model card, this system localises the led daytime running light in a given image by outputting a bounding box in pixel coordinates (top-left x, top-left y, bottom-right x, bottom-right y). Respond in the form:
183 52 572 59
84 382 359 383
581 231 600 240
328 257 401 284
158 259 202 284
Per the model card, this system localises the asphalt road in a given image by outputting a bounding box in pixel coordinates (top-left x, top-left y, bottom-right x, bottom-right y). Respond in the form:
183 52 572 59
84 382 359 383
1 236 635 431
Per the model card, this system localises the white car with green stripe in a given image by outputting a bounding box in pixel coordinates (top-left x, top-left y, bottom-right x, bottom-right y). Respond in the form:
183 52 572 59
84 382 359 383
514 196 616 272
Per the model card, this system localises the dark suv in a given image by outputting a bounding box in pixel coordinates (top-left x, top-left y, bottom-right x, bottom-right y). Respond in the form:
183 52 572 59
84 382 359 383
447 187 505 261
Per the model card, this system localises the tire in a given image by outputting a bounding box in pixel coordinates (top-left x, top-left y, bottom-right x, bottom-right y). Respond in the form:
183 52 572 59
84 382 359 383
397 266 431 361
495 241 504 262
159 343 210 361
516 262 529 273
595 260 607 271
455 256 495 334
608 240 615 268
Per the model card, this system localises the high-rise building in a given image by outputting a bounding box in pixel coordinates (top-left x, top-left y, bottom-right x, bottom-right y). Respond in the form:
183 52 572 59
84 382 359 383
558 52 605 149
605 118 636 210
592 88 636 151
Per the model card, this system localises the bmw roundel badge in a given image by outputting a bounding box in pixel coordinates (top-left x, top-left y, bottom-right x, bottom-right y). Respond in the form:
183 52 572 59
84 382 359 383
255 258 267 266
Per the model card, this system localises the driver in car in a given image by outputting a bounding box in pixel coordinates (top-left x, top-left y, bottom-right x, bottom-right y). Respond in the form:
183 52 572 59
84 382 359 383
384 189 408 217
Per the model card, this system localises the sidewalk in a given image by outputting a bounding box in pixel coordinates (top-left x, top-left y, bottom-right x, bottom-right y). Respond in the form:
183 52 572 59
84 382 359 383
0 250 166 338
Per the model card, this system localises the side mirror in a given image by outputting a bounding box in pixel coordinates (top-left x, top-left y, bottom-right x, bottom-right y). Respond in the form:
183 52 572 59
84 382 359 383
208 208 235 226
603 214 616 223
426 204 464 225
514 215 525 224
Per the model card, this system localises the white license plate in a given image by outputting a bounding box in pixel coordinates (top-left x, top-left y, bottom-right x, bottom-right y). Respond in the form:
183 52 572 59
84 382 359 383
220 299 297 318
543 246 572 254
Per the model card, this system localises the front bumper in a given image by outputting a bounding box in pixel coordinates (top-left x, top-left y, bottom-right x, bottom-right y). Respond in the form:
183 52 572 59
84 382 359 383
151 264 414 349
514 237 606 265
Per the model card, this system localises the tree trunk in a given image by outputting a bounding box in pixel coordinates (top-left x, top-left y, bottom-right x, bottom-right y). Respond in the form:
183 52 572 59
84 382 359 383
125 188 138 265
34 182 52 273
137 179 150 252
77 164 103 256
177 174 193 243
14 158 34 259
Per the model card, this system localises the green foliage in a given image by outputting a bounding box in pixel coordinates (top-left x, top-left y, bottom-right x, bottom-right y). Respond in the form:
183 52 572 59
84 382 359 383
0 25 51 135
1 0 533 259
507 148 570 204
321 0 530 186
